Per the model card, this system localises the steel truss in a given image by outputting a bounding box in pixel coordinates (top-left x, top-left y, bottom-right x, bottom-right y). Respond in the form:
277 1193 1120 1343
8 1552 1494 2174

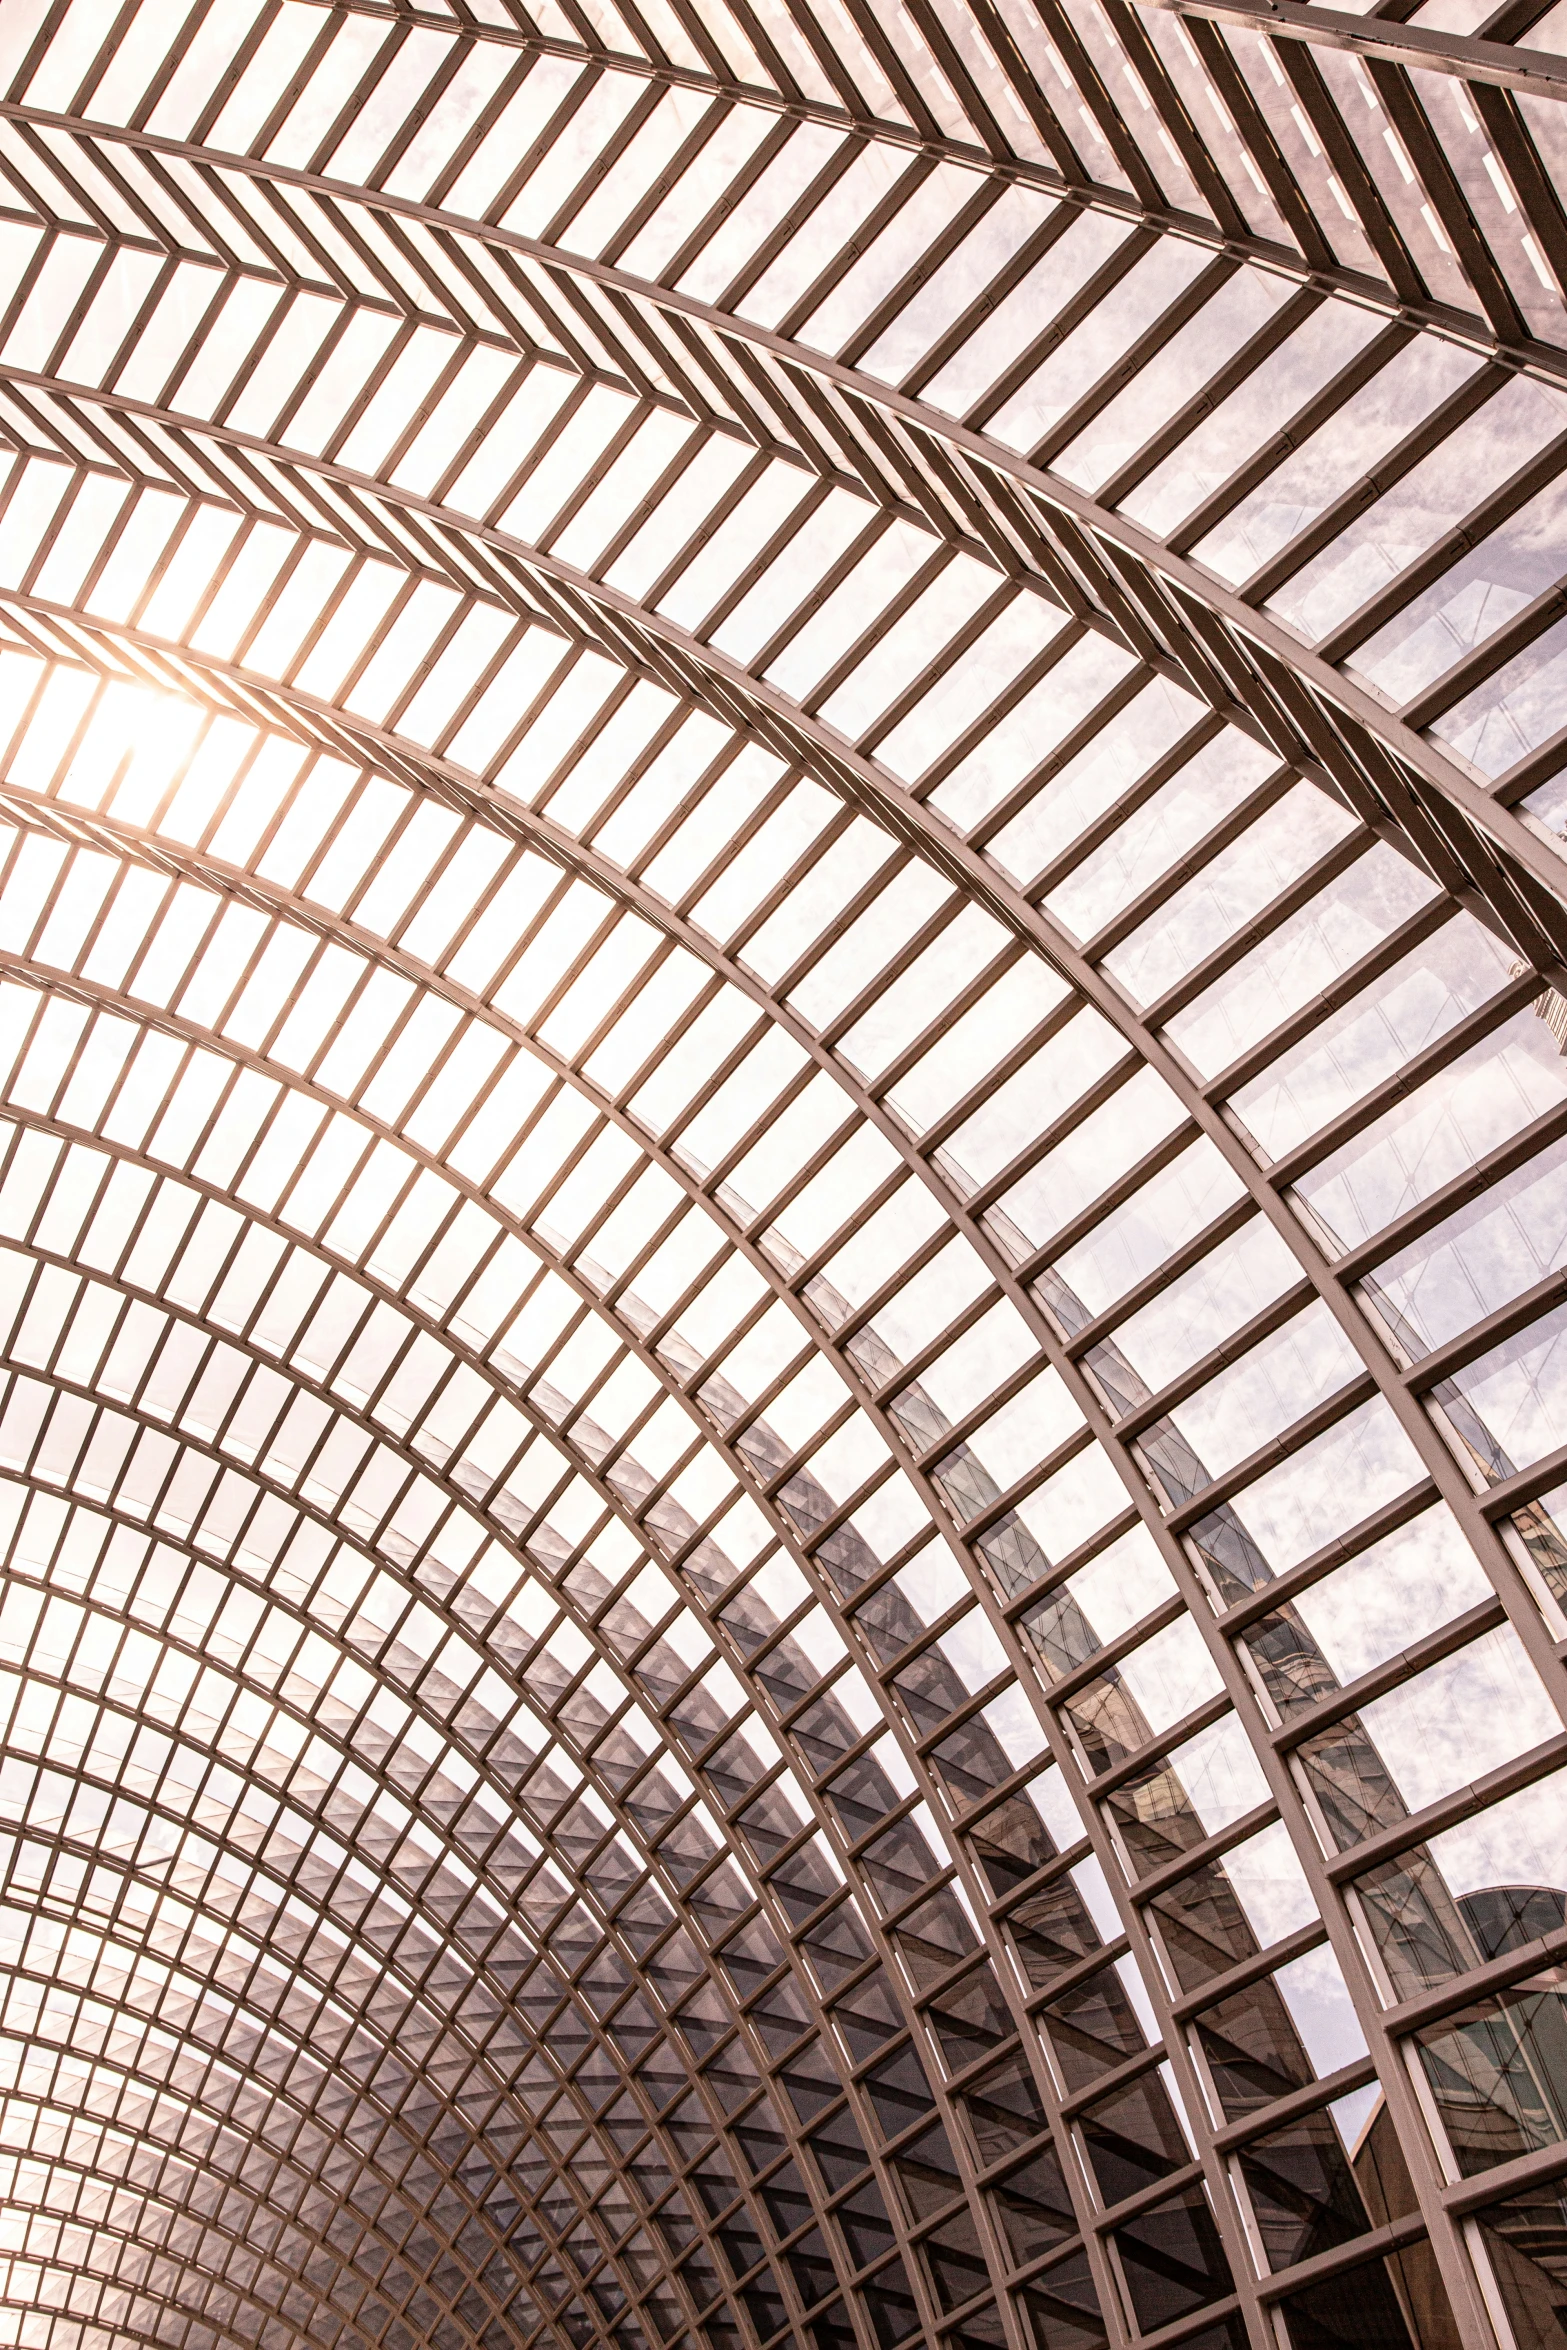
0 5 1566 2350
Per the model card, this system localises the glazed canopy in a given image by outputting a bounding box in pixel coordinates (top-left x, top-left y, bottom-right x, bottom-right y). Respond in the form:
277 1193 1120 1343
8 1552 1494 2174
0 5 1564 2350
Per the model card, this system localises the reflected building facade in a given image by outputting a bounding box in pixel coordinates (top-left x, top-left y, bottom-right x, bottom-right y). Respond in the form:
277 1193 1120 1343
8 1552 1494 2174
0 0 1563 2345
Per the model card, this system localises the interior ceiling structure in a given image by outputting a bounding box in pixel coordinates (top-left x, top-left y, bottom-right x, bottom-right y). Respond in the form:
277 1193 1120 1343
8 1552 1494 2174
6 4 1567 2350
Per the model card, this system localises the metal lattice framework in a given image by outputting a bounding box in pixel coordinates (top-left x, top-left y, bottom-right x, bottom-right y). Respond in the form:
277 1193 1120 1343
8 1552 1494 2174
0 3 1566 2349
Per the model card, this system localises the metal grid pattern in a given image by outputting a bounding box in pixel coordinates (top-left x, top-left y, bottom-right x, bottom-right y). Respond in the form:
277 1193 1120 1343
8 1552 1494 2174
0 3 1563 2348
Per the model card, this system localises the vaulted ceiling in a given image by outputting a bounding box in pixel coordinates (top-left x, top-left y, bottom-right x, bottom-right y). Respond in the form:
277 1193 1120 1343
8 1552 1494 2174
0 8 1565 2350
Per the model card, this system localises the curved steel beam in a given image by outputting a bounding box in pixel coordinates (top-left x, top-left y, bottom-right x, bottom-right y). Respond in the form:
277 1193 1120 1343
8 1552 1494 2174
297 0 1567 107
0 1000 1076 2350
0 863 1486 2332
1 481 1555 1779
0 1277 879 2350
6 436 1560 1956
0 89 1562 958
0 1307 1038 2350
0 933 1164 2327
1 18 1562 2347
4 343 1561 984
1143 0 1567 96
4 577 1558 2346
0 1991 525 2350
15 23 1566 351
0 1374 813 2210
0 1563 796 2350
0 602 1508 1097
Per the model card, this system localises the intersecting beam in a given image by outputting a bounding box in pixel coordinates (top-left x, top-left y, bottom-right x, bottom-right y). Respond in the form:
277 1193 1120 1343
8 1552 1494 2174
0 704 1531 2343
0 948 1097 2350
1143 0 1567 98
301 0 1567 102
3 17 1565 2344
4 309 1562 954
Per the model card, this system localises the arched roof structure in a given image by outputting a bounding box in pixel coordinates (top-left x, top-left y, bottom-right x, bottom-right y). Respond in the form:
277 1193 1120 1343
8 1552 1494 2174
0 4 1566 2349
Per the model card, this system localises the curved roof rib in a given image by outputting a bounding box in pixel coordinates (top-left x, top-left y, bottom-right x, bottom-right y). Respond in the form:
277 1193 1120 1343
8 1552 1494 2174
3 6 1567 2350
0 180 1564 964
